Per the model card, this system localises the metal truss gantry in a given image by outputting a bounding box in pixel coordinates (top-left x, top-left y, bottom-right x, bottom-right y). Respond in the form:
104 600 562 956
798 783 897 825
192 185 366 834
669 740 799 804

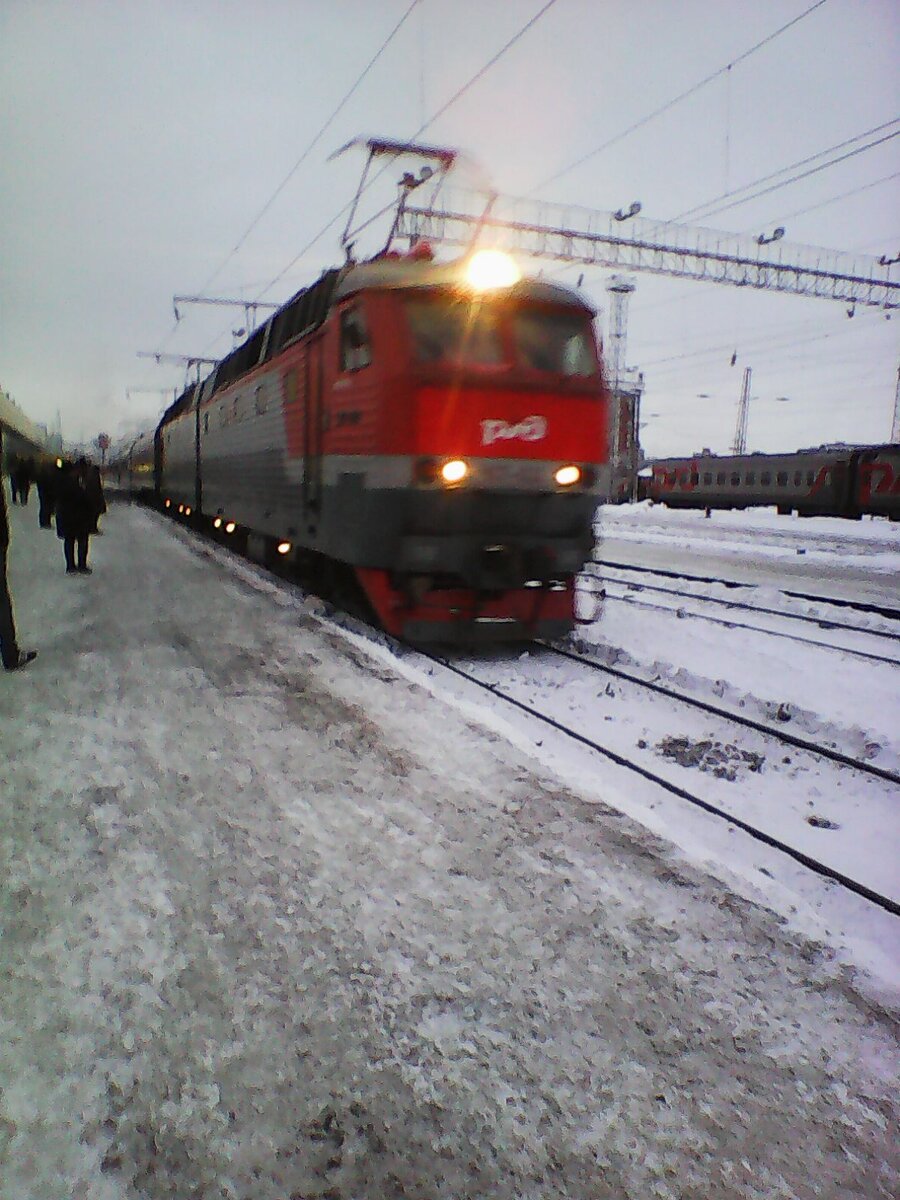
397 189 898 310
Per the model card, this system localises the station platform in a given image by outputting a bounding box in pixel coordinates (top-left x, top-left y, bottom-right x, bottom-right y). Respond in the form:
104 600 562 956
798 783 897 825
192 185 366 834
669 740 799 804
1 494 897 1199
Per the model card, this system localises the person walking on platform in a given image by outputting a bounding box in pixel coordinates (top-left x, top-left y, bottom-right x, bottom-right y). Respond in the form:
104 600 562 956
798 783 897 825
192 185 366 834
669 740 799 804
84 459 107 534
55 458 95 574
0 432 37 671
36 459 61 529
8 455 23 504
11 456 34 505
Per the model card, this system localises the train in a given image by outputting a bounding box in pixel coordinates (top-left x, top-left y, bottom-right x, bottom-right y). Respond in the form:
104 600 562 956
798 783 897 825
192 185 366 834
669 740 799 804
115 247 611 642
645 445 900 520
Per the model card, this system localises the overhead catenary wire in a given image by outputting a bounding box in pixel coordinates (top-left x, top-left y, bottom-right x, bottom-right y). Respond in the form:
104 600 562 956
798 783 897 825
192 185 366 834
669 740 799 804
197 0 422 294
155 0 421 356
675 119 899 223
531 0 830 193
186 0 562 361
226 0 561 322
678 126 900 224
644 322 881 374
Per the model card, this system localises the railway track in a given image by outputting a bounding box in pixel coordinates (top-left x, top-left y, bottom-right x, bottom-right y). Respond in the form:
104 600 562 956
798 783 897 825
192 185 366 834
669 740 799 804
540 640 900 786
582 565 900 667
592 558 900 624
420 646 900 919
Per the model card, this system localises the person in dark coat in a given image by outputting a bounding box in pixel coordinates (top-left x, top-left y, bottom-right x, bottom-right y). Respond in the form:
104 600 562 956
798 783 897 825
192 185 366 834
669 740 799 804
55 459 95 574
9 455 23 504
36 459 61 529
1 431 37 670
84 460 107 534
11 456 33 505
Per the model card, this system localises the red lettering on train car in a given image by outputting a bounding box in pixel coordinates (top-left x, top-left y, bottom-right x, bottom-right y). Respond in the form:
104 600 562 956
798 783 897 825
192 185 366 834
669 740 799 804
859 461 896 504
679 462 699 491
807 465 831 496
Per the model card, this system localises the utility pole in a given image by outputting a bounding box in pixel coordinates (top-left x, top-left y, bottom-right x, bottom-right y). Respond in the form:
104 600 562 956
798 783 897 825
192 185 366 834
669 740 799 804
606 276 640 499
732 367 752 455
891 363 900 444
606 276 635 397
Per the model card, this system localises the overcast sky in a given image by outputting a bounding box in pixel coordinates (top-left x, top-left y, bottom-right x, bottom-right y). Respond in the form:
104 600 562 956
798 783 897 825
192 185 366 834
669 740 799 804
2 0 898 456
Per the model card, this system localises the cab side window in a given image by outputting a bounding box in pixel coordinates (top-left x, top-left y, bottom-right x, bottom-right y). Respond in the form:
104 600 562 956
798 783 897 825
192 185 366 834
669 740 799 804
340 307 372 372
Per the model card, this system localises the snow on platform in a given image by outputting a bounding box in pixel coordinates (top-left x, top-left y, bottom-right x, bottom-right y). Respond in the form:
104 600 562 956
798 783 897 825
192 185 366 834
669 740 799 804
1 498 898 1199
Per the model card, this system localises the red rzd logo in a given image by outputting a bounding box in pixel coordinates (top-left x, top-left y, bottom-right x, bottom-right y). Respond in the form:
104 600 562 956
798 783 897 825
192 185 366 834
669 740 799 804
481 415 548 446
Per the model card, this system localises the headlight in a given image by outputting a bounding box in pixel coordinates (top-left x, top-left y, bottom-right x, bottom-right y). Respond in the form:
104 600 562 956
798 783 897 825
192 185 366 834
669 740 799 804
555 465 581 486
465 249 521 291
441 459 469 485
276 541 291 555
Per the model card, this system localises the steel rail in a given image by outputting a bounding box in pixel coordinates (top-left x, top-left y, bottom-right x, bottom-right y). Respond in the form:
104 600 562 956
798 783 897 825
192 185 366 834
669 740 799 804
426 651 900 918
585 582 900 667
587 563 900 643
591 558 900 622
540 641 900 785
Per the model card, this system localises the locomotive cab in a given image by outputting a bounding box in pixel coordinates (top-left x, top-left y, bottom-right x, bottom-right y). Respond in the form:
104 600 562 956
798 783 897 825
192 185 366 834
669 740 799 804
322 253 609 640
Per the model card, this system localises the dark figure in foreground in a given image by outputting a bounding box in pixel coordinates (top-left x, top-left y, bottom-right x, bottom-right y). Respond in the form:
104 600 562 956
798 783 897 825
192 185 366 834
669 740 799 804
36 459 61 528
84 460 107 533
10 455 33 505
8 456 21 503
1 435 37 671
55 459 95 574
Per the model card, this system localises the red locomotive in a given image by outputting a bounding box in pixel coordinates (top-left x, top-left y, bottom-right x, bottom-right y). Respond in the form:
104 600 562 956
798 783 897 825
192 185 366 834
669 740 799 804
148 247 609 641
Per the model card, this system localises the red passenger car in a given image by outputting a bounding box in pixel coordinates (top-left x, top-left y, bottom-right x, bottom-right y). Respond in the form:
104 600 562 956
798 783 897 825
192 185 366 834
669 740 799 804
155 249 609 641
647 445 900 520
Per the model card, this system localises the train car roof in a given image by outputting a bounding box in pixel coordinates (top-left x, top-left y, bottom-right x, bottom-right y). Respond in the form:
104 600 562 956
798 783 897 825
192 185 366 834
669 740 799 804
335 257 596 314
651 449 857 466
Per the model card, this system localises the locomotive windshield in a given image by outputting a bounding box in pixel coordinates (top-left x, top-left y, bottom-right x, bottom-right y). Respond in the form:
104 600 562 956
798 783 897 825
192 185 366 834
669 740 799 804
406 299 503 366
405 296 596 377
511 310 596 377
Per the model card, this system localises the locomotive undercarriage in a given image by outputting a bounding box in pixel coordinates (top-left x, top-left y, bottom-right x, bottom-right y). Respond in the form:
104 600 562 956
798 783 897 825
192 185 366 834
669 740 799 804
355 565 577 644
335 482 594 641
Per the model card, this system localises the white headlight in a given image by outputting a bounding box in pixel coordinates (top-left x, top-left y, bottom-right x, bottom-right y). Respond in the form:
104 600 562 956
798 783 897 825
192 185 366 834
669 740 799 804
555 465 581 486
465 249 521 291
441 459 469 485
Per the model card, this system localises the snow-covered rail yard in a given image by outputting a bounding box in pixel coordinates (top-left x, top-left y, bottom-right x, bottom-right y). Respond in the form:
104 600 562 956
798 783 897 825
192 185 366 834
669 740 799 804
2 498 898 1199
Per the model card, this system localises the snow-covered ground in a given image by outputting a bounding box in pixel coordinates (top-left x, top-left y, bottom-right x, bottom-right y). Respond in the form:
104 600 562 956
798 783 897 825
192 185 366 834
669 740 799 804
596 502 900 606
1 495 898 1199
